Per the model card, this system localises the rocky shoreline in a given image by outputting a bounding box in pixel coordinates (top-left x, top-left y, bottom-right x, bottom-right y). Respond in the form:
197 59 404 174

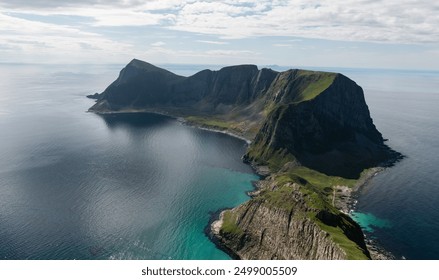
333 167 396 260
87 107 253 144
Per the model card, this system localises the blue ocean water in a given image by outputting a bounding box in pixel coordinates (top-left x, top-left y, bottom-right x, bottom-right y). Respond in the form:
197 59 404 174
0 63 438 259
342 68 439 260
0 64 258 259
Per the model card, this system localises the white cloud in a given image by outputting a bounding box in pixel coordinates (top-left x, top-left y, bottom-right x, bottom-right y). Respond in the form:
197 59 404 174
205 49 259 57
1 0 438 44
196 40 229 45
273 44 293 47
0 0 438 67
0 13 134 63
151 41 166 47
169 0 439 44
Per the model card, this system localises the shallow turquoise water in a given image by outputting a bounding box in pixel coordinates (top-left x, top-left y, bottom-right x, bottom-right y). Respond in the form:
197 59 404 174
350 211 392 233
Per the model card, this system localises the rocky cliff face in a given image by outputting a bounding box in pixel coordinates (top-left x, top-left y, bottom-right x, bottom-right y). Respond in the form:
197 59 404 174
90 59 276 114
245 73 397 178
212 179 371 260
89 59 400 260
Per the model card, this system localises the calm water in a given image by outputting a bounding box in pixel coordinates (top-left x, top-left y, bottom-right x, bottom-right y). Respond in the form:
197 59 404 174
1 64 438 260
0 64 258 259
343 68 439 260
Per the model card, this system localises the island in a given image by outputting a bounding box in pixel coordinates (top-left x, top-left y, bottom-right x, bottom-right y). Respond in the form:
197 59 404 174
88 59 400 259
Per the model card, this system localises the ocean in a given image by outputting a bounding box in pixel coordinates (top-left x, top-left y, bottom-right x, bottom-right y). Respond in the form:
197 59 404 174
340 68 439 260
0 63 438 259
0 63 258 259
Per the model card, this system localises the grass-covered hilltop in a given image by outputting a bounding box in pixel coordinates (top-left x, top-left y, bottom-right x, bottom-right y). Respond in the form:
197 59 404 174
88 59 401 259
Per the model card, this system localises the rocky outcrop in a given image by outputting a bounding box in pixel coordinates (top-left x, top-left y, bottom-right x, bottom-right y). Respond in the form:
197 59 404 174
212 180 371 260
216 203 348 260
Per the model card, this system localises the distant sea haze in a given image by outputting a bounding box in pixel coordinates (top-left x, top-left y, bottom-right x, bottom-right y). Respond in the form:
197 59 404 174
0 63 438 259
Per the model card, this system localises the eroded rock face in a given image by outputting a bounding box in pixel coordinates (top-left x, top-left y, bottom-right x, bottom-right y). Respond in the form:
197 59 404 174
90 60 276 113
247 74 397 178
218 202 347 260
213 182 370 260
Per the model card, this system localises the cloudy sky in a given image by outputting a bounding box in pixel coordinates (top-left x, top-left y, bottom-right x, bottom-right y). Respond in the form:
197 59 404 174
1 0 438 70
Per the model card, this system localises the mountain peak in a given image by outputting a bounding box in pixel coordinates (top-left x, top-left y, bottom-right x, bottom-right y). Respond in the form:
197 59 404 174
127 59 165 71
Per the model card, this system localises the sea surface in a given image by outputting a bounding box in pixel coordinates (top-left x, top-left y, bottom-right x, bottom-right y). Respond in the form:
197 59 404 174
0 63 438 260
0 64 258 259
338 68 439 260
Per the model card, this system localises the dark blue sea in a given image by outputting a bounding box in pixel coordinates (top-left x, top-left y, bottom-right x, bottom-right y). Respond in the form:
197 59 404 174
340 68 439 260
0 63 438 259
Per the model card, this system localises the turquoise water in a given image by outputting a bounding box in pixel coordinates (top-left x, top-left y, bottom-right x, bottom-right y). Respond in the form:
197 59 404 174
350 211 392 233
0 64 258 259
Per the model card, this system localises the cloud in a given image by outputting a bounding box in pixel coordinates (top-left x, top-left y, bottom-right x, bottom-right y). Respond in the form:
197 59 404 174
0 0 145 9
169 0 439 44
79 42 102 50
205 49 259 57
1 0 438 44
0 12 134 63
273 44 293 47
0 0 438 68
196 40 229 45
151 41 166 47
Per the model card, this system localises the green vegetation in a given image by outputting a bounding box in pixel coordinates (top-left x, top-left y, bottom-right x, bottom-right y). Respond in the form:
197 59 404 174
253 169 369 259
220 211 243 237
185 116 231 130
294 71 336 103
257 183 297 211
246 145 296 172
289 166 356 188
315 220 370 260
266 149 296 171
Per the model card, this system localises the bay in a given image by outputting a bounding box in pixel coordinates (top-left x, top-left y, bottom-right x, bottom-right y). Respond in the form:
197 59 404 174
0 64 258 260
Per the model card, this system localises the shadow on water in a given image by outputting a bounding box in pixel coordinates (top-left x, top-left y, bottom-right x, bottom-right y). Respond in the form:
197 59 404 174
97 113 173 129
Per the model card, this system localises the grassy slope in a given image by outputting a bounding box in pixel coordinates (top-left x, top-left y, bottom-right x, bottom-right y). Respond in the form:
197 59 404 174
274 169 369 259
221 169 370 259
294 71 336 103
185 116 232 130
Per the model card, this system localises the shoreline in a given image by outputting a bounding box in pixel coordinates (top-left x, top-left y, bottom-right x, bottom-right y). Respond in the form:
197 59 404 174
339 168 396 260
205 209 241 260
87 108 252 144
88 108 395 260
347 168 397 260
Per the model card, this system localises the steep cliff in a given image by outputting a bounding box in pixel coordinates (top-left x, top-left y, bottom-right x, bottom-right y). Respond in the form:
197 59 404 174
89 59 401 260
212 175 371 260
244 73 397 178
90 59 276 114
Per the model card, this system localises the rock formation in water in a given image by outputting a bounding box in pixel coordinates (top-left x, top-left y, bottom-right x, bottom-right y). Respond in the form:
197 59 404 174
89 58 400 259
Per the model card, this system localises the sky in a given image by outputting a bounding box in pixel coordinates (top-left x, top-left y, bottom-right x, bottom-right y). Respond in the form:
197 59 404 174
0 0 438 70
